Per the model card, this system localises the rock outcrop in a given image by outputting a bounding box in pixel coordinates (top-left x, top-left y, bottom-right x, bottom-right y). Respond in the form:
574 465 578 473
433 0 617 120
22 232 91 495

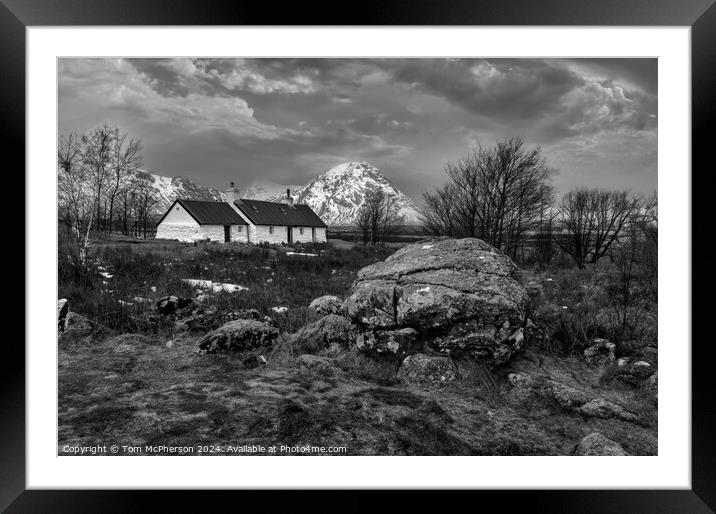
197 320 279 354
343 238 529 365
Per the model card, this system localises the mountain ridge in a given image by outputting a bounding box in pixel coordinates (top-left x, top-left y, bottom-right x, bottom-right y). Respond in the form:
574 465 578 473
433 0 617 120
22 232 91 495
145 161 422 226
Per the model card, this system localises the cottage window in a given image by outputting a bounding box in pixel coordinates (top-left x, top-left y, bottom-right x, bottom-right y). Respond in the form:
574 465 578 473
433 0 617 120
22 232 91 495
299 228 304 235
237 226 242 232
269 226 274 234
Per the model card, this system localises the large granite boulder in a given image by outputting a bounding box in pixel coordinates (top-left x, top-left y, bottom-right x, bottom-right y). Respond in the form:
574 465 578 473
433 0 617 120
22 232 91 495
343 238 529 365
197 319 279 354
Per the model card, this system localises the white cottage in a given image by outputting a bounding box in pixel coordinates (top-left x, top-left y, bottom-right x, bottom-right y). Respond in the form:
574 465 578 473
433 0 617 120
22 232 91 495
155 183 327 244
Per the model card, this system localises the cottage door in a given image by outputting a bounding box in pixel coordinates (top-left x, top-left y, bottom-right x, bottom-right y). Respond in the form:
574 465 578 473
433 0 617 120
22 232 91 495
287 226 293 243
312 227 316 242
224 226 231 242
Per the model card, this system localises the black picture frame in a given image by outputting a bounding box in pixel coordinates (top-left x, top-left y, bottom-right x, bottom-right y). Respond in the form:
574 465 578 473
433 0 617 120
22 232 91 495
4 0 712 511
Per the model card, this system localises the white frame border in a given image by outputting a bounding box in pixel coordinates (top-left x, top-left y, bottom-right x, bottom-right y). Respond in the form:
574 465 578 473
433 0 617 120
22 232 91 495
27 26 690 489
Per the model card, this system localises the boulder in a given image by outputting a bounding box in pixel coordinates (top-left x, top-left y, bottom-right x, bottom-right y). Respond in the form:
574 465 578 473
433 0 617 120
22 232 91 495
583 338 616 367
397 353 457 388
197 320 279 354
156 295 193 316
308 295 344 317
57 298 69 332
343 238 529 365
355 328 420 359
573 433 629 456
289 314 357 353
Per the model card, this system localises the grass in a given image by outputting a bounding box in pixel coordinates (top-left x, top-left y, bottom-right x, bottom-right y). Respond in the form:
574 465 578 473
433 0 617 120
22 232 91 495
59 237 395 335
57 235 657 456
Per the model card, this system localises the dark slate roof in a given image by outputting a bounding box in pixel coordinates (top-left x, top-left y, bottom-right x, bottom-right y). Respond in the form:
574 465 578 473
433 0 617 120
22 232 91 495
158 199 248 226
234 199 327 227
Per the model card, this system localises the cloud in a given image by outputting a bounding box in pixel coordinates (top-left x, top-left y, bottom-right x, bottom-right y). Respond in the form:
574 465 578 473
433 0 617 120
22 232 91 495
58 57 658 199
59 58 295 140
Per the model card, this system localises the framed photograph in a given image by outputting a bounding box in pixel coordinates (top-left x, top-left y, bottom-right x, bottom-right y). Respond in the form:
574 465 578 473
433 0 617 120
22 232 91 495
7 0 712 511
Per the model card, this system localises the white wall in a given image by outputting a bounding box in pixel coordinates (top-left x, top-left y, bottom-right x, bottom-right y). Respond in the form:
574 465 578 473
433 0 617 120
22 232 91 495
156 202 201 242
253 225 289 244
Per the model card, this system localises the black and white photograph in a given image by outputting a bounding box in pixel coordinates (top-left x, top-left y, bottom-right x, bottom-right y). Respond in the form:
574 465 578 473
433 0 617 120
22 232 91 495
56 57 659 457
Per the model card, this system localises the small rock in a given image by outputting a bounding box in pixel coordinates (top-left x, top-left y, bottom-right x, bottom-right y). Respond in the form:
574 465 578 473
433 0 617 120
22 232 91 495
57 298 69 332
579 398 638 422
584 338 616 367
165 340 174 348
397 353 457 388
156 295 193 316
308 295 344 317
197 319 280 354
63 311 94 335
289 314 357 353
574 433 629 456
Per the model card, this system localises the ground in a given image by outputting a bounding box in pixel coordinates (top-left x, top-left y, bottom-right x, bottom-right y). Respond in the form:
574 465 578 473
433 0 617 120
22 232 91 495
58 235 657 456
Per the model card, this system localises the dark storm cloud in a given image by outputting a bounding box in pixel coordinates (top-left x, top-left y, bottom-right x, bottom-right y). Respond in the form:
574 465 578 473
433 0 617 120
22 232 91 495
382 58 584 120
58 57 658 199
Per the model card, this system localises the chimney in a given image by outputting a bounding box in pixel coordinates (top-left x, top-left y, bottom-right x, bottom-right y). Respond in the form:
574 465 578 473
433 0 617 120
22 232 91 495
286 188 294 206
224 181 240 204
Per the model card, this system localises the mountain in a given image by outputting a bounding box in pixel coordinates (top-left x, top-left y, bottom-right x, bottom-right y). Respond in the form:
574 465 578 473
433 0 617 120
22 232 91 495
133 169 225 214
264 161 422 226
243 180 301 200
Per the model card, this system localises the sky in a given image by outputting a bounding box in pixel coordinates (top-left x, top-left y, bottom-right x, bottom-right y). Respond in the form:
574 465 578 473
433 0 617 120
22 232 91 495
58 58 657 203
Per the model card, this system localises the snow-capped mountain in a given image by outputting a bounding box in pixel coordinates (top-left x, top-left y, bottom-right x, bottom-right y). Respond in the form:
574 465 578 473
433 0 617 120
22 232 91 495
133 169 225 214
265 161 422 226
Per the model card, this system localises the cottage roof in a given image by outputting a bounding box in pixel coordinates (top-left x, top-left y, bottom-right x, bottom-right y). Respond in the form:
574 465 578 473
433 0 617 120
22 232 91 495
233 199 327 228
159 199 248 226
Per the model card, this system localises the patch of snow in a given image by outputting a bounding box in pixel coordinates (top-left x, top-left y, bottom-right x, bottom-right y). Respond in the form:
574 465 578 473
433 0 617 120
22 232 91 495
211 283 249 293
286 252 318 257
181 278 248 293
272 306 288 314
422 245 434 249
416 286 431 293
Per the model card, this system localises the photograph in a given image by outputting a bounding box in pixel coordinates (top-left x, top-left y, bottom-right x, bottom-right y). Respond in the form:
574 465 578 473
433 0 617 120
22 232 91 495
56 57 659 457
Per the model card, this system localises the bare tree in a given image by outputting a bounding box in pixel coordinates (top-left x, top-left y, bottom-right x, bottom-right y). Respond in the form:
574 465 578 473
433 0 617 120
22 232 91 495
421 137 554 259
58 132 95 271
556 188 641 268
106 128 143 233
356 188 403 246
81 124 113 231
